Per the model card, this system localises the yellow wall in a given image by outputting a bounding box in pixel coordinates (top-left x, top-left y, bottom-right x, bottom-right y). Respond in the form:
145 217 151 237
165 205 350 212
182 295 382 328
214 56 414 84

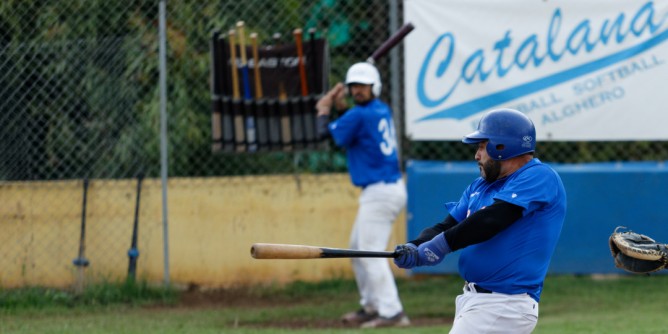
0 174 407 289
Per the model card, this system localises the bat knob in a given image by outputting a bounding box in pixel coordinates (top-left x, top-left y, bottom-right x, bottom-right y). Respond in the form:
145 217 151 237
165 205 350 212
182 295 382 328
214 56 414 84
366 57 375 65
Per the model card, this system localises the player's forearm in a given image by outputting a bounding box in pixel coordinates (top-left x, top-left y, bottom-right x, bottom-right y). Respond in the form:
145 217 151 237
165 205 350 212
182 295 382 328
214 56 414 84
316 115 331 140
316 99 332 116
316 83 347 116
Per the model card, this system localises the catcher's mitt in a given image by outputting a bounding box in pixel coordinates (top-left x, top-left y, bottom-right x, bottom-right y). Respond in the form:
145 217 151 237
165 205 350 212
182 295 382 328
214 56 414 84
609 226 668 274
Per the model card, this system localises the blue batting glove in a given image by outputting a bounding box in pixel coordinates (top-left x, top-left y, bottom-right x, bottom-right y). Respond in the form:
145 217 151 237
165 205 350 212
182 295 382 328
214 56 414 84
393 243 418 269
417 232 451 266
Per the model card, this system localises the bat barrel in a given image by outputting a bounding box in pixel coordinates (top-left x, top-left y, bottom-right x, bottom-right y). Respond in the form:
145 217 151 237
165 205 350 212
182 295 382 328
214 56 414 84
251 243 323 259
251 243 398 259
368 22 415 62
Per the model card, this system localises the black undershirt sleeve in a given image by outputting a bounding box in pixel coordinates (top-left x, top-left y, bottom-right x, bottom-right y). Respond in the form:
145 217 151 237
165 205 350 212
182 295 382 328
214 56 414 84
409 215 458 246
409 200 524 251
444 200 524 251
317 115 332 140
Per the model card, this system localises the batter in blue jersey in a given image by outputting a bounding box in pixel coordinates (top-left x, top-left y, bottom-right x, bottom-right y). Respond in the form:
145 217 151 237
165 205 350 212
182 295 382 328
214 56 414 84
315 62 409 329
394 109 567 333
327 97 401 187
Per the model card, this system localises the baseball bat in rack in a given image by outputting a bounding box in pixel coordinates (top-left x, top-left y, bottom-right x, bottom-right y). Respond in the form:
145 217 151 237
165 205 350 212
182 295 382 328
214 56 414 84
293 28 308 96
250 32 263 99
228 30 240 100
210 30 223 151
229 29 246 151
367 22 415 64
217 34 235 151
273 32 292 150
236 21 252 100
251 243 398 259
237 21 256 151
273 33 288 101
251 32 269 149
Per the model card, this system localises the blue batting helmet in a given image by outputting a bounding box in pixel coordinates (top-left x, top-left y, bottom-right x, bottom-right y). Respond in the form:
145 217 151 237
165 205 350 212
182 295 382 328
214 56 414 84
462 108 536 161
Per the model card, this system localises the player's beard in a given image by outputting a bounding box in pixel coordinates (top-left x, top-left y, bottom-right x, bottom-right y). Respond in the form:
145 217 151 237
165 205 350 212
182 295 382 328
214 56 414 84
480 159 501 182
353 93 372 105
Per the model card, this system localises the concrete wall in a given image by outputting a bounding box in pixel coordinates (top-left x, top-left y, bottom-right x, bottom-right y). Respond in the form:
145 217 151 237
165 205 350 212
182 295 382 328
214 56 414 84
0 174 407 288
6 160 667 289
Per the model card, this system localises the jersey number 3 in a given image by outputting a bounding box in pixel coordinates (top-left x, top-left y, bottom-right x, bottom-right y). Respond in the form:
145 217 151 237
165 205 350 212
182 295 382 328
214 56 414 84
378 118 397 156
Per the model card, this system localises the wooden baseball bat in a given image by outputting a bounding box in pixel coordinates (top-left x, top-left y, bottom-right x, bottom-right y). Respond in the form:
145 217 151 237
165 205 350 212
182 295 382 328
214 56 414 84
273 33 291 149
229 30 245 150
367 22 415 64
250 32 269 149
273 33 288 101
217 34 235 151
237 22 257 151
237 21 252 100
251 243 398 259
228 29 240 99
250 32 263 99
293 28 308 96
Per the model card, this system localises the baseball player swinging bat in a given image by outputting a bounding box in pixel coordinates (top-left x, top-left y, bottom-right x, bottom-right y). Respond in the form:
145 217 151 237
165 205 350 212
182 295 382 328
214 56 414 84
251 243 398 259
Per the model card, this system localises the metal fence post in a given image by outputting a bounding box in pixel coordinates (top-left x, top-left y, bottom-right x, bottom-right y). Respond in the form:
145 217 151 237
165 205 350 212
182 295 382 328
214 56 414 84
159 0 171 286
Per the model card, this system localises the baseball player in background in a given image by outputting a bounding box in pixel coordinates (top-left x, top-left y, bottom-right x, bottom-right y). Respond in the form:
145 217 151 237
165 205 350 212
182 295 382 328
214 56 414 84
394 109 567 333
315 62 409 328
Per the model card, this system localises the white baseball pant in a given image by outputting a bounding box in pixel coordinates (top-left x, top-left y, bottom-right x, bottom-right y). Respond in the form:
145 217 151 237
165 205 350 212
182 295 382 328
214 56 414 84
349 179 407 318
449 282 538 334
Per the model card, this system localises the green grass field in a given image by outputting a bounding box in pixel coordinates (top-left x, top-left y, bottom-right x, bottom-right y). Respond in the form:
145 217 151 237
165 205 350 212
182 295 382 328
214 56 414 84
1 274 666 333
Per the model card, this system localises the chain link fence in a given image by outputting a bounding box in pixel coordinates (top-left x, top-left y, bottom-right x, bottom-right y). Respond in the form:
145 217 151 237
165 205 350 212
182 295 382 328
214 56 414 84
1 0 667 289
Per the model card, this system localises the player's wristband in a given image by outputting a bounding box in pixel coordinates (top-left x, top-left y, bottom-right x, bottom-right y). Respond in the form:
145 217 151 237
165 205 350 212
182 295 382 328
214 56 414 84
417 232 451 266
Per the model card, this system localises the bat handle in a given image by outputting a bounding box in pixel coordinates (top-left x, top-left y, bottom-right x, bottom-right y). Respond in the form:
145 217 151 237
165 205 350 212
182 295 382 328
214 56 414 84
242 69 252 100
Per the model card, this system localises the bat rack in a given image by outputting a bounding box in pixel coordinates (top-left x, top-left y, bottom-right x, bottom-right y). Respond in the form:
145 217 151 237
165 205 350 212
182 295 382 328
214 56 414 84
212 94 323 153
210 27 329 154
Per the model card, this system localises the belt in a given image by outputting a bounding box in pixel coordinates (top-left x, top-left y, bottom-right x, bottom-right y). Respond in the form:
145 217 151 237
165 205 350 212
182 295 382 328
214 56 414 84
464 282 493 294
362 179 399 189
474 284 493 293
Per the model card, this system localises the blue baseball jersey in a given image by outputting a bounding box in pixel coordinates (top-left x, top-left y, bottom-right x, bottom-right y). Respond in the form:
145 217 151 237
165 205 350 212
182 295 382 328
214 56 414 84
328 99 401 187
446 158 566 302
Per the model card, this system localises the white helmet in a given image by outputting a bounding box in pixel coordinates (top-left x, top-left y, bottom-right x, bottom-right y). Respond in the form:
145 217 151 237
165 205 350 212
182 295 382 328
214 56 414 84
345 62 382 97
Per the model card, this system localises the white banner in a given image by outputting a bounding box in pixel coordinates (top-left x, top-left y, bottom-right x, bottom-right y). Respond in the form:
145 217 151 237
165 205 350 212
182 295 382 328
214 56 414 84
404 0 668 141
